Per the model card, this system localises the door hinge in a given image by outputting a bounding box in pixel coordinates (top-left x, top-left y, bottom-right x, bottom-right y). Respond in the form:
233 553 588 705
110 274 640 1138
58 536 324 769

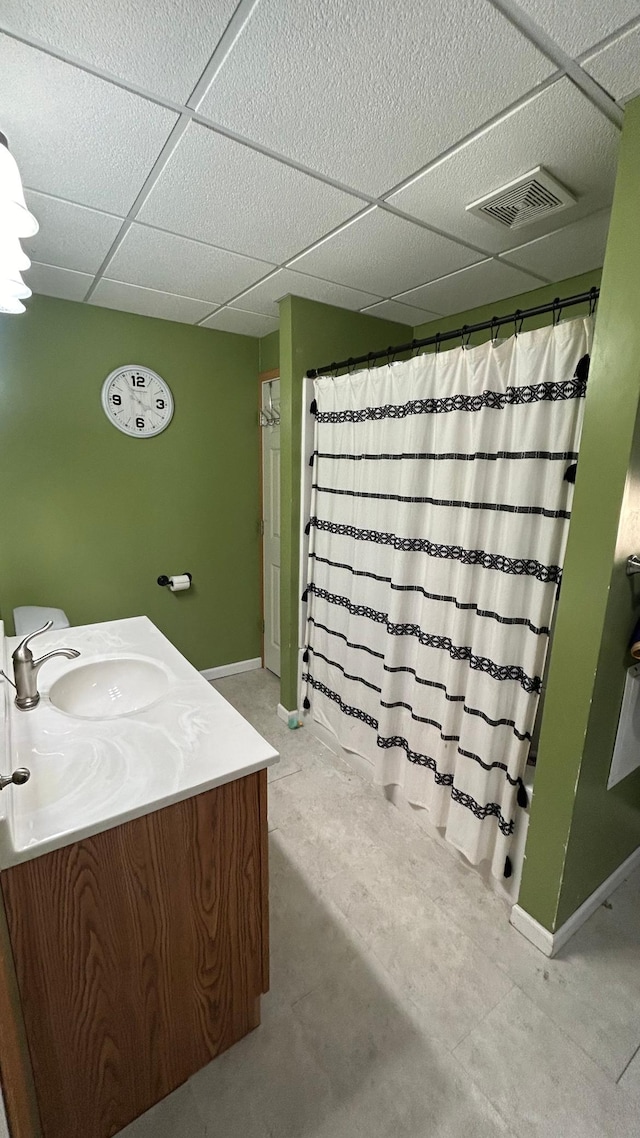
259 519 265 537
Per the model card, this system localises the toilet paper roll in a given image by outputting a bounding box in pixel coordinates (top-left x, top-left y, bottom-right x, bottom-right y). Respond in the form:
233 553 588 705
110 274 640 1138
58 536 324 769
168 574 191 592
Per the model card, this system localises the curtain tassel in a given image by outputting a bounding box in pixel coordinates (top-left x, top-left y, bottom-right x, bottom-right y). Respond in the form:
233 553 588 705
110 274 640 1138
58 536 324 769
504 855 513 879
301 588 309 603
303 696 311 710
305 520 311 535
302 648 309 663
310 398 318 415
564 463 577 484
574 354 590 383
517 778 529 809
309 452 314 467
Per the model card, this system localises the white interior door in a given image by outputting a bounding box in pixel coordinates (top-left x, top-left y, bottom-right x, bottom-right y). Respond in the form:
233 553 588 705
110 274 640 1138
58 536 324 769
262 379 280 676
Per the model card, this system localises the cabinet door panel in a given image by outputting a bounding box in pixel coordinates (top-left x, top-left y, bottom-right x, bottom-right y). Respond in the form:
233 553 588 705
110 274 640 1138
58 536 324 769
1 772 267 1138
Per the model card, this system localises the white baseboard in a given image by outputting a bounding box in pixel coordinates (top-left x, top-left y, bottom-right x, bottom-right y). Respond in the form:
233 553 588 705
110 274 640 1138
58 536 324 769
201 657 262 681
511 842 640 957
277 703 303 727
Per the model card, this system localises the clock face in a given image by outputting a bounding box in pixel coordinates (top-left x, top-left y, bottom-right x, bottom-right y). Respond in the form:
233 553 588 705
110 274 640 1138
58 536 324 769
101 365 174 438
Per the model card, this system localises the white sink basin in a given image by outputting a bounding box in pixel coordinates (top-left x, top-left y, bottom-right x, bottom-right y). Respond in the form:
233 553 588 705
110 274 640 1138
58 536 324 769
49 657 170 720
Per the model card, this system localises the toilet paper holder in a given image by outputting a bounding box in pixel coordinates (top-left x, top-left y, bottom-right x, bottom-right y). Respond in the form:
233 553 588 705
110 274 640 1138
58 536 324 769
626 556 640 577
157 573 192 587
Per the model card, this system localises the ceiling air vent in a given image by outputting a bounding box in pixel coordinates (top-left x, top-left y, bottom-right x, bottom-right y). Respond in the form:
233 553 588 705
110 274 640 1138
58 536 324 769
466 166 576 230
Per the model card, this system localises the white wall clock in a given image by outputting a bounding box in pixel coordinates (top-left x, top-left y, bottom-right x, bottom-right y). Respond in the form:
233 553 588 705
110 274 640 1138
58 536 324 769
101 365 174 438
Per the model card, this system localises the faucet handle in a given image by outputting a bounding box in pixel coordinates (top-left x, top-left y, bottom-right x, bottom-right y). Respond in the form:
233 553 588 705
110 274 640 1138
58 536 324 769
14 619 54 662
0 768 30 791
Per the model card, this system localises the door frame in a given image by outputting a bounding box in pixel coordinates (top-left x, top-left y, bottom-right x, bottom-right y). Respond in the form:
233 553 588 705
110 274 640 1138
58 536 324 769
258 369 280 669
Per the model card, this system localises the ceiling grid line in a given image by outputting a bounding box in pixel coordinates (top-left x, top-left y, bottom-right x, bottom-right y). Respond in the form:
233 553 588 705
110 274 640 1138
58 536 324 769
82 115 192 301
487 0 625 126
2 0 628 330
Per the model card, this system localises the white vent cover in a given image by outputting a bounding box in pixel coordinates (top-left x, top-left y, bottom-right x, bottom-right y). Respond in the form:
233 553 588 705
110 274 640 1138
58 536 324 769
466 166 576 230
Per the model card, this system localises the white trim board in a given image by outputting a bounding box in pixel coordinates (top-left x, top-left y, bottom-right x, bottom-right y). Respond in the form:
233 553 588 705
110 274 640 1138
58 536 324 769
201 657 262 681
511 842 640 957
277 704 303 727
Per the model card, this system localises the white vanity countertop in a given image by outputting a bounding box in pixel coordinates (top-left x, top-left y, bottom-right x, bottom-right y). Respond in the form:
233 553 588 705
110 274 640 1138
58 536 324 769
0 617 279 869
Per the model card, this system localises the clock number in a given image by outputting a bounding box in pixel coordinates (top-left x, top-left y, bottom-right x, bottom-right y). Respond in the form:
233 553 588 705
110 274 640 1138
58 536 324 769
131 374 146 388
112 393 122 406
135 416 145 430
156 398 165 410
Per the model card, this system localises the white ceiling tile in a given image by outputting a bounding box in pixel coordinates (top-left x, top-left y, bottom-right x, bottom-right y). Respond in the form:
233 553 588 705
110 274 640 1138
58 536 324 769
229 268 382 318
25 262 93 301
89 279 217 324
361 299 442 325
514 0 640 56
0 35 178 213
504 210 610 280
583 26 640 103
290 209 482 296
388 79 619 254
106 224 274 305
199 308 279 337
23 191 123 273
197 0 553 196
138 122 362 263
0 0 238 102
399 260 543 316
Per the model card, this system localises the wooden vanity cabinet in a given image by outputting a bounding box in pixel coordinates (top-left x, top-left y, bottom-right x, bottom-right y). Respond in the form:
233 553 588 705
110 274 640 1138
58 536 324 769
0 768 269 1138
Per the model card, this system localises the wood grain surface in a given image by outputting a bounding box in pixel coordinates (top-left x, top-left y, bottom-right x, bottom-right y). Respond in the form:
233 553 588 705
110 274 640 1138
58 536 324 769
0 894 42 1138
1 773 268 1138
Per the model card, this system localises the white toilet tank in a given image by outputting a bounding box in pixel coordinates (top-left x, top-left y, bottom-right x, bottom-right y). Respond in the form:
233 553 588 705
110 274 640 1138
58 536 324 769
13 606 70 637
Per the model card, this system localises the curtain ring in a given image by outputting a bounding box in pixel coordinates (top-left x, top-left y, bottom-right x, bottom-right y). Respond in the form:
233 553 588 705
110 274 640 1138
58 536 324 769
490 316 500 345
588 287 598 318
386 345 394 367
411 339 418 358
347 357 355 373
435 332 441 355
330 361 338 378
514 309 524 337
461 325 471 349
367 351 375 369
552 298 562 327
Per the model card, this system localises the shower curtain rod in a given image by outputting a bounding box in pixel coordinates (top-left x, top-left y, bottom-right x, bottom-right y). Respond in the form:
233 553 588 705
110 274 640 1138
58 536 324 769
306 286 599 378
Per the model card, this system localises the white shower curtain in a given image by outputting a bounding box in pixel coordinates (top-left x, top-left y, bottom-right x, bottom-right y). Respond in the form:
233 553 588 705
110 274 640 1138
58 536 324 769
301 318 592 879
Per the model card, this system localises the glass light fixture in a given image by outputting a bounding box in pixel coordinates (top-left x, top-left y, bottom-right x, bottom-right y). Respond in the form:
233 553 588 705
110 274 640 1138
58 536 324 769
0 131 38 314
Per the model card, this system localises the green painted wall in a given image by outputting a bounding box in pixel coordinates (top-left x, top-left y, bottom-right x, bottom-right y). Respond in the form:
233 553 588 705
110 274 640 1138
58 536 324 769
519 97 640 930
412 270 602 346
279 296 406 708
259 330 280 373
0 295 261 671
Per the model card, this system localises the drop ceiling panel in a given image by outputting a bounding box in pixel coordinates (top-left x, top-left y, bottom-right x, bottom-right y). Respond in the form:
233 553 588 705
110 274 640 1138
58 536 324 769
23 191 123 273
230 268 382 318
89 279 217 324
584 26 640 103
514 0 640 56
360 299 442 325
389 80 619 254
106 224 274 305
198 0 553 196
138 122 362 263
25 262 93 301
0 35 178 213
200 308 279 337
504 210 610 281
399 259 543 316
0 0 239 102
290 209 482 297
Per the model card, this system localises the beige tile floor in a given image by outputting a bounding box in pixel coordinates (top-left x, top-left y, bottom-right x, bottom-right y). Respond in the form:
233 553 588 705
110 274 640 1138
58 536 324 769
120 670 640 1138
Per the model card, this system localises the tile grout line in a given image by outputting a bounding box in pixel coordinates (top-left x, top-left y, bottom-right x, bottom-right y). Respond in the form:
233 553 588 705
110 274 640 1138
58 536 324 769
616 1040 640 1085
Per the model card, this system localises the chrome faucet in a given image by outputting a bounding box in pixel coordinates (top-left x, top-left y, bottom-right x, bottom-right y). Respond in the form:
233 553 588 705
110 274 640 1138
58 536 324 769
2 620 80 711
